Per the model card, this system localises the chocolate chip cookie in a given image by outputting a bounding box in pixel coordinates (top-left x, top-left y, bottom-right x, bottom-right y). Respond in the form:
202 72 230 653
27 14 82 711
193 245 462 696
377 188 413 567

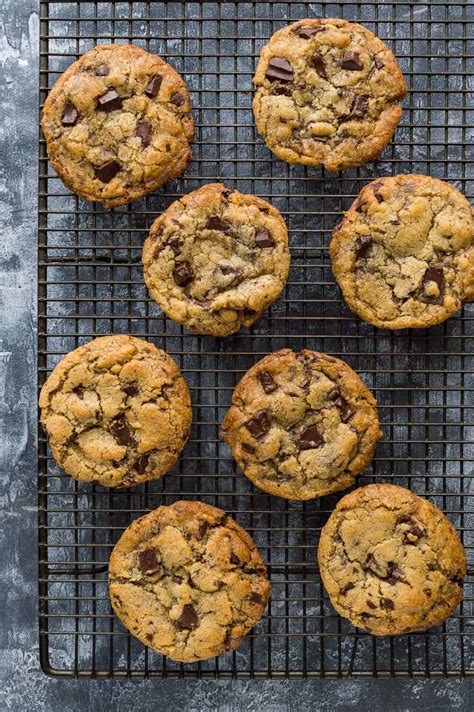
252 19 407 171
41 44 194 207
109 500 271 662
39 335 192 487
220 349 382 500
318 484 467 635
142 183 290 336
330 174 474 329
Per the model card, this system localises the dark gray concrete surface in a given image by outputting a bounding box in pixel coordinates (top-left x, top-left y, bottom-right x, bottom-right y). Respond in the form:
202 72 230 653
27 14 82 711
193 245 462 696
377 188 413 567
0 1 473 709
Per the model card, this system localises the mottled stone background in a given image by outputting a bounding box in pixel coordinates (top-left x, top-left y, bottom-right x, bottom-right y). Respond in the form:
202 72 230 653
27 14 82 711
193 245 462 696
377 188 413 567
1 0 473 709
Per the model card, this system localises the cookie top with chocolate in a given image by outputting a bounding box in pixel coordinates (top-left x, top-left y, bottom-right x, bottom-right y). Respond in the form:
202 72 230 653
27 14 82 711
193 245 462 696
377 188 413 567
109 500 271 662
41 44 194 207
142 183 290 337
39 335 192 488
221 349 382 500
330 174 474 329
252 18 406 171
318 484 466 635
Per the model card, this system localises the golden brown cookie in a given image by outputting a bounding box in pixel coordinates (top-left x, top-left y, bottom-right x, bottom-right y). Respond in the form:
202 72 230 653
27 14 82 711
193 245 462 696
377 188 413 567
318 484 467 635
39 335 191 487
142 183 290 336
221 349 382 500
252 18 406 170
330 174 474 329
109 500 271 663
41 44 194 207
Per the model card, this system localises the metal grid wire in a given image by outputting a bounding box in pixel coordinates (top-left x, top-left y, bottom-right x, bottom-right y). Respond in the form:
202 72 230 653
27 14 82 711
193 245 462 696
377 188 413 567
38 1 474 678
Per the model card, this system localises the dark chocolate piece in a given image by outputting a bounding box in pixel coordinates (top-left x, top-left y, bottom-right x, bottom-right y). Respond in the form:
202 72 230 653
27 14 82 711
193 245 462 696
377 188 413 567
94 160 122 183
198 520 210 538
421 267 445 305
255 228 275 248
299 424 324 450
331 392 355 422
340 94 369 122
95 64 109 76
242 443 256 454
380 597 395 611
340 582 355 595
167 237 182 256
245 412 271 439
249 592 263 604
123 383 139 397
111 416 133 446
173 261 194 287
145 74 162 98
206 215 231 232
296 25 324 39
139 548 160 575
73 386 84 398
366 600 377 610
170 92 185 106
61 100 80 127
176 604 199 630
341 52 363 71
97 88 122 113
135 119 151 147
258 370 278 394
311 52 327 80
374 57 385 70
134 454 149 474
265 57 294 83
354 235 373 260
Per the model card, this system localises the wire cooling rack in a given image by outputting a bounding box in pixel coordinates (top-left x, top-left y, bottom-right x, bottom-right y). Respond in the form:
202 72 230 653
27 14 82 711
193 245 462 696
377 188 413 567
38 1 474 678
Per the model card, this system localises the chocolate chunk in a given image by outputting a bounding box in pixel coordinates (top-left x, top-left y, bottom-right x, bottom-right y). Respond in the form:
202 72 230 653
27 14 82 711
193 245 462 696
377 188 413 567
421 267 445 305
356 199 368 213
341 52 363 71
139 548 160 575
354 235 373 260
374 57 385 70
145 74 162 98
198 520 210 538
230 552 241 566
172 575 183 584
245 412 271 439
386 563 404 585
380 597 395 611
265 56 294 83
255 228 275 248
173 261 194 287
219 264 241 278
249 592 262 604
95 64 109 76
340 582 355 595
134 454 149 474
297 25 324 39
176 604 199 630
111 416 133 446
273 85 291 96
61 100 80 127
146 633 153 642
366 600 376 610
331 392 355 422
242 443 256 454
167 237 182 256
206 215 231 232
372 182 384 202
123 383 138 397
258 370 278 394
97 88 122 112
403 524 424 544
135 119 151 147
94 160 121 183
340 94 369 122
299 424 324 450
73 386 84 398
424 588 432 597
170 92 185 106
311 53 327 80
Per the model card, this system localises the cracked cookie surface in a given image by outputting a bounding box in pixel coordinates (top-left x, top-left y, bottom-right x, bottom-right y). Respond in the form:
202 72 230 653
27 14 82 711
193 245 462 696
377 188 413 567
252 19 406 170
330 174 474 329
220 349 382 500
318 484 466 635
142 183 290 336
39 335 192 487
109 500 271 662
41 44 194 208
